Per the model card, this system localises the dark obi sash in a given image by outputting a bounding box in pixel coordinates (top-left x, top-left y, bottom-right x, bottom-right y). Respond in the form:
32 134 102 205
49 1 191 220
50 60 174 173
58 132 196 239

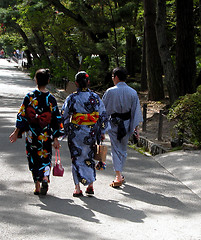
26 106 51 128
111 111 131 141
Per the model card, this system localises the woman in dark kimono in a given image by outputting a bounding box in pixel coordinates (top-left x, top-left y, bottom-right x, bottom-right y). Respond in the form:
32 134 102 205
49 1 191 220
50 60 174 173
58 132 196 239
10 69 63 195
61 71 108 197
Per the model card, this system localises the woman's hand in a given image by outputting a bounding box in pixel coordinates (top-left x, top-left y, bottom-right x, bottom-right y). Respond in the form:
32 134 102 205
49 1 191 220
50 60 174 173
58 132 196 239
101 134 105 141
134 126 139 140
53 138 60 149
9 128 20 143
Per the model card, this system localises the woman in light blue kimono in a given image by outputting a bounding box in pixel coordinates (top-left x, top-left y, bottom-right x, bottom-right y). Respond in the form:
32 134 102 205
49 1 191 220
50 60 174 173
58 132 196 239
61 71 108 197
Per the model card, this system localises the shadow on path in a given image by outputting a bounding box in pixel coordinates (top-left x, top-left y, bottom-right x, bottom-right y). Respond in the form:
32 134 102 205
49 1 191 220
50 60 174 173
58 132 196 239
121 184 189 211
33 194 146 224
32 195 100 223
80 196 146 223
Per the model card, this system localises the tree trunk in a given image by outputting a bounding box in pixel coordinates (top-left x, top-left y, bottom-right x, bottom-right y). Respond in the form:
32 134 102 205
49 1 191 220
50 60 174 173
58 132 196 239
125 0 141 78
126 33 136 77
156 0 179 105
176 0 196 95
108 0 119 67
32 28 51 65
10 21 39 63
199 0 201 36
141 29 148 91
99 54 110 85
143 0 164 100
24 50 32 68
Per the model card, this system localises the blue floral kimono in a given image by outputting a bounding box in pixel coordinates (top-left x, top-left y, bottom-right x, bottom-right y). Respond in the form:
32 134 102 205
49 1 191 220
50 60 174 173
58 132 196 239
61 88 108 186
16 89 63 183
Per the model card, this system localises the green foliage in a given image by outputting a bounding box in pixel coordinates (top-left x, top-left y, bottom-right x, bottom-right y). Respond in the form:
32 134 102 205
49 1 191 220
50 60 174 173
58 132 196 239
2 0 198 98
0 0 145 83
0 0 15 8
127 82 141 92
82 55 102 85
0 32 23 55
51 58 76 84
168 85 201 147
29 57 76 86
29 59 49 79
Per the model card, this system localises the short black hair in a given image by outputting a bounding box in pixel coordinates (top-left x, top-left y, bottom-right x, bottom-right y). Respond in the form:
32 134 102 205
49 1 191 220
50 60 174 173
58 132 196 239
35 69 50 87
75 71 89 88
113 67 127 81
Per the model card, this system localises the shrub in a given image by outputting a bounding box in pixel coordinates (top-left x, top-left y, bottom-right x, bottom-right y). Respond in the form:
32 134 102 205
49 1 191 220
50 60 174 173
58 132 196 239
168 85 201 147
82 55 103 86
29 58 76 87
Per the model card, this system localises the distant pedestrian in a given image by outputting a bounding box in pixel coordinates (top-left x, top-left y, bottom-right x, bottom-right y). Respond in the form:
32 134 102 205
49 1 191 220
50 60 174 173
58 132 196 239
0 49 4 58
61 71 108 197
9 69 63 195
102 67 143 187
16 49 20 59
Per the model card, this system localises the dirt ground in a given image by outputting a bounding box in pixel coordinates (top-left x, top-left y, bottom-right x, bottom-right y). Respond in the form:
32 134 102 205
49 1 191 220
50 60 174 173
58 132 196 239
138 91 176 151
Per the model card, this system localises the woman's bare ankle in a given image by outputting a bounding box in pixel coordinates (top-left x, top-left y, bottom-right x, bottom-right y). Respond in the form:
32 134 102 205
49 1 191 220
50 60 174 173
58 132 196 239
35 181 40 191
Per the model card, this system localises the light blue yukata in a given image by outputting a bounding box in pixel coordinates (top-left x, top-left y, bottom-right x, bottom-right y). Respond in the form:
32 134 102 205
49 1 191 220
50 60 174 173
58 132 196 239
61 88 108 186
102 82 143 172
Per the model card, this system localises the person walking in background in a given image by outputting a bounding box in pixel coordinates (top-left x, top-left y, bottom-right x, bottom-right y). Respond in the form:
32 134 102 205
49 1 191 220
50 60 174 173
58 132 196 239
0 49 4 58
9 69 63 195
61 71 108 197
102 67 143 187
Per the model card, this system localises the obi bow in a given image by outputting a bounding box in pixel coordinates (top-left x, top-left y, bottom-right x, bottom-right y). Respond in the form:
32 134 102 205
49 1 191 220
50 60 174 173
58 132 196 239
26 106 51 128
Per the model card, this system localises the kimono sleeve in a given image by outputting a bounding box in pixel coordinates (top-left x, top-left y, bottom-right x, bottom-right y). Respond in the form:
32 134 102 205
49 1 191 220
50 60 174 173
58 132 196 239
96 97 108 143
98 99 108 134
129 95 143 136
16 94 30 133
61 95 73 136
50 97 64 138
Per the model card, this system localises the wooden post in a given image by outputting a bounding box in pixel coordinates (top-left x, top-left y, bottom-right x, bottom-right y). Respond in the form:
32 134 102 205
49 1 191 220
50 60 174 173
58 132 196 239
142 103 147 132
63 77 68 91
158 110 163 141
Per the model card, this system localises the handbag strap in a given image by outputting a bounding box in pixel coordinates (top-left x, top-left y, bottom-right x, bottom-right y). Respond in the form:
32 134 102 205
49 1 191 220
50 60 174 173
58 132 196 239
55 149 61 164
97 141 103 146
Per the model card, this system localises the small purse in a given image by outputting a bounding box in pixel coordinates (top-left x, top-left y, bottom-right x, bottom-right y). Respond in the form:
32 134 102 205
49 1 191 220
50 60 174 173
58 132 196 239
53 149 64 177
94 143 108 162
96 161 106 170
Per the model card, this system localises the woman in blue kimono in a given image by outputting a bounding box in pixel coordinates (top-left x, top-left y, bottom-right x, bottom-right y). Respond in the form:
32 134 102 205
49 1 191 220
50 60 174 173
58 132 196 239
10 69 63 195
61 71 108 197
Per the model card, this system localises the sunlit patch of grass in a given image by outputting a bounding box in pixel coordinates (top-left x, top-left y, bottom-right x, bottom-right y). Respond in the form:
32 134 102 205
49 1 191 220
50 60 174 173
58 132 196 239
129 144 151 156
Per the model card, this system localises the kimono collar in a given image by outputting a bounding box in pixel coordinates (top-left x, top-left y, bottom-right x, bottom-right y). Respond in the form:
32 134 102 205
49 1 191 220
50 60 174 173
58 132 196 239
116 81 127 87
77 88 90 92
35 89 49 95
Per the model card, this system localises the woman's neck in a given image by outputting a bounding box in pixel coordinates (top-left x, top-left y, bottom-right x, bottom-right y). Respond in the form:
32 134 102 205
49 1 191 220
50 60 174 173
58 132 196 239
38 86 47 93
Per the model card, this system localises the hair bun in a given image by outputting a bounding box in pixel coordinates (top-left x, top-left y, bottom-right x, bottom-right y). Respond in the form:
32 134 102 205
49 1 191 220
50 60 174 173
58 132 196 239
75 71 89 88
45 69 50 74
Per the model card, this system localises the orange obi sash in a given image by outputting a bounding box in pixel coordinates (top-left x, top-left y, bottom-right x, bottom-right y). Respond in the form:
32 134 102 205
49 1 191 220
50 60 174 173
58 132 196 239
71 112 99 125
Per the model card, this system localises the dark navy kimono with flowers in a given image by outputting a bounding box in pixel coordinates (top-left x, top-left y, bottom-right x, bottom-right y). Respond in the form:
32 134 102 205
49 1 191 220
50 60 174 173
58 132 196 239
16 90 63 182
61 88 108 186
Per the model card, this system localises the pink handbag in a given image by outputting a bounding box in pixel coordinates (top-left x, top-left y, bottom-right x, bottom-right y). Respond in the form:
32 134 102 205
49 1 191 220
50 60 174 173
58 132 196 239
53 149 64 177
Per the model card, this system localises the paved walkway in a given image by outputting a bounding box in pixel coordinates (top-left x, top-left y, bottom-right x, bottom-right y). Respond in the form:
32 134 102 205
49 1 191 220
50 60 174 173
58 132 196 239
155 150 201 198
0 58 201 240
